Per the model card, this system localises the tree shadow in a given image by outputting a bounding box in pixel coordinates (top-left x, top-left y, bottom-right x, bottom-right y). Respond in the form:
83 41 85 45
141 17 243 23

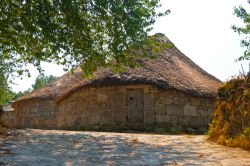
0 130 233 165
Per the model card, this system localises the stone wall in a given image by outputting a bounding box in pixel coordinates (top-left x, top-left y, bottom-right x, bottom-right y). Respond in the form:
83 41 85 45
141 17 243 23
57 85 128 129
13 99 58 129
151 89 213 132
4 84 214 132
0 111 15 128
57 85 214 131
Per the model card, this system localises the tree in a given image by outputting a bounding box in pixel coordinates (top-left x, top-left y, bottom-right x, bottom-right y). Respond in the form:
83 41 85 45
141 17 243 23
0 71 10 105
0 59 14 105
0 0 169 76
232 1 250 64
32 74 58 90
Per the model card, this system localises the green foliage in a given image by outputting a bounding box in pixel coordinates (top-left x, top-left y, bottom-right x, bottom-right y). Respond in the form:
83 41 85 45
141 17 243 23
32 73 57 90
0 0 170 76
208 76 250 150
232 1 250 63
0 58 14 105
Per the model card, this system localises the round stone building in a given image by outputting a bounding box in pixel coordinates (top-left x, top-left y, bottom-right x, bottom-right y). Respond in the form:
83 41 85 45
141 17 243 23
9 34 222 132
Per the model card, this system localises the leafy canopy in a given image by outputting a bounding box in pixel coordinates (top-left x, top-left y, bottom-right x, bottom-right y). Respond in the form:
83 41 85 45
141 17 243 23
0 0 169 76
232 0 250 62
0 59 15 105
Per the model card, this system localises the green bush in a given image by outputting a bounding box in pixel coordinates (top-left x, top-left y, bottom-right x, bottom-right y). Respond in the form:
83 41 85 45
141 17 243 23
208 76 250 150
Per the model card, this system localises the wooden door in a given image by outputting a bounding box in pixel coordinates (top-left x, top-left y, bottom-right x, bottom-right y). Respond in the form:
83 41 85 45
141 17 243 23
126 89 144 124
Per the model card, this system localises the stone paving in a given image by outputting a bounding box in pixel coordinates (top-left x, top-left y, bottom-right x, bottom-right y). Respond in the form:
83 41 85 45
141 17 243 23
0 129 250 166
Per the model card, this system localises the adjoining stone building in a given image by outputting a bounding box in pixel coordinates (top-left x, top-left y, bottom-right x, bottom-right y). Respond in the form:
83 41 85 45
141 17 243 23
3 34 222 132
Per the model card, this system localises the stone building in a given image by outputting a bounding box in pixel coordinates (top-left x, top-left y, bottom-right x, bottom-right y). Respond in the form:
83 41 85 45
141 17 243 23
3 34 222 132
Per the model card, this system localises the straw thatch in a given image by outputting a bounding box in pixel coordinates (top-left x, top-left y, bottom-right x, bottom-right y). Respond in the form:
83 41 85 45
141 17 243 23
13 34 222 107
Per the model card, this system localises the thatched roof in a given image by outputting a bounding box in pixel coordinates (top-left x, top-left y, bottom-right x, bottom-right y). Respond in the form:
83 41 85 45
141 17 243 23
13 34 222 107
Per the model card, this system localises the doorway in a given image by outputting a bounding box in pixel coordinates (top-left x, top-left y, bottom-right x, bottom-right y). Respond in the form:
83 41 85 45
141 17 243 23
126 89 144 124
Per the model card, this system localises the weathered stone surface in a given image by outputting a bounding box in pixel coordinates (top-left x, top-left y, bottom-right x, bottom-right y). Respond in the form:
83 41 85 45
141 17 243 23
0 111 15 127
164 98 173 104
155 103 165 114
2 84 215 131
165 105 183 115
170 115 178 125
97 93 108 102
178 116 189 127
200 98 213 106
100 111 113 124
197 109 208 117
173 97 185 106
144 93 155 124
159 94 173 105
191 97 200 106
189 116 203 128
184 105 197 116
156 114 170 123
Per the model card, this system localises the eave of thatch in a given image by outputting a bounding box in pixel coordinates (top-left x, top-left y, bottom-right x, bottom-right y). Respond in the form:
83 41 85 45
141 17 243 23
12 34 222 108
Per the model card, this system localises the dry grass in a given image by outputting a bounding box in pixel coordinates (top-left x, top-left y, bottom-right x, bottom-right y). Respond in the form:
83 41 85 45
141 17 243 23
208 76 250 150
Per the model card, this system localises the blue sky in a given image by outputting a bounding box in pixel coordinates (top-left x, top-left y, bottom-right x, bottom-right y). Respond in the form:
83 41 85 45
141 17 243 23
11 0 249 92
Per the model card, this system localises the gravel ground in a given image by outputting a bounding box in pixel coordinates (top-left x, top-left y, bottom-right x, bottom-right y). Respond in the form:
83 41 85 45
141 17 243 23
0 129 250 166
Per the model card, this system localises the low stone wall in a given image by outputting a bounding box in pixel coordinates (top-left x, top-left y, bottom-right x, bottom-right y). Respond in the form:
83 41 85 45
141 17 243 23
0 111 15 128
6 84 214 132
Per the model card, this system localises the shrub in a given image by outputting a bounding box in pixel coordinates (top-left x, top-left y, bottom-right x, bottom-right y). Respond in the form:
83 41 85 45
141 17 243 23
208 76 250 150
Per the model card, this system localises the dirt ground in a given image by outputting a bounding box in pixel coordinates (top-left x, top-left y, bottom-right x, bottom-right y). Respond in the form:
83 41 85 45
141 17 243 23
0 129 250 166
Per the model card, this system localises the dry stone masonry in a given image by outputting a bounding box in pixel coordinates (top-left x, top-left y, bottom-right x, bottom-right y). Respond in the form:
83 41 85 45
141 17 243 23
1 85 214 132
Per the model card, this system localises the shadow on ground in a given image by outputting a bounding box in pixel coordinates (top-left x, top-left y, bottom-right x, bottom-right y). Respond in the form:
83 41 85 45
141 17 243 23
0 130 249 165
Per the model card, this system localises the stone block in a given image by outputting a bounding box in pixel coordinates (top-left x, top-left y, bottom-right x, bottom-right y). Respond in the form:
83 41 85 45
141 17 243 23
113 110 125 122
144 94 155 124
197 109 208 117
87 112 100 124
200 99 213 107
164 97 173 104
170 115 178 125
173 97 185 105
166 105 183 115
178 116 189 127
155 98 163 105
189 116 203 128
100 111 113 124
191 97 200 106
184 105 197 116
97 93 108 102
155 103 165 114
156 114 170 123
